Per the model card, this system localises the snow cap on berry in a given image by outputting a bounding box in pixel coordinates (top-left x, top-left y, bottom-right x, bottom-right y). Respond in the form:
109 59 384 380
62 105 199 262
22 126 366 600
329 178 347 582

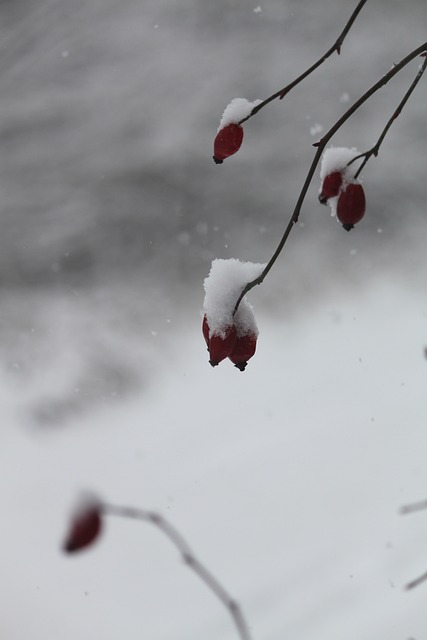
203 259 264 338
319 146 360 182
63 493 103 554
217 98 262 132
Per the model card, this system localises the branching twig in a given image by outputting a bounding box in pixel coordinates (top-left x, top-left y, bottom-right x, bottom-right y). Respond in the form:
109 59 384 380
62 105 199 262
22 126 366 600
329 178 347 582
233 42 427 314
102 503 252 640
237 0 368 126
348 55 427 179
400 498 427 590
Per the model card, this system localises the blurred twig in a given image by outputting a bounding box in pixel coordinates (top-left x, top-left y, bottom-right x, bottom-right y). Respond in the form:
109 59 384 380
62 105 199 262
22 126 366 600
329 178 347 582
103 503 253 640
349 55 427 178
237 0 368 126
400 497 427 590
400 498 427 515
405 571 427 591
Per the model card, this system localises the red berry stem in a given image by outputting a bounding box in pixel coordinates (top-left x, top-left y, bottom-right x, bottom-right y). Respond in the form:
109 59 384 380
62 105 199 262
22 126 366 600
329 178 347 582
236 0 368 126
233 41 427 315
101 502 253 640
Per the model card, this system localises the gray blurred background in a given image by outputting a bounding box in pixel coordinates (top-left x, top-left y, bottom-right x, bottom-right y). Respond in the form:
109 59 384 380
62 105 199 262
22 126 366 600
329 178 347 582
0 0 426 424
2 3 427 640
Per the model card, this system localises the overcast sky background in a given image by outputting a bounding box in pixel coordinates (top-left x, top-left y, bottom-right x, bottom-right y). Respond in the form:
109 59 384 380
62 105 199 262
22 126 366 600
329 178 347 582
1 0 426 638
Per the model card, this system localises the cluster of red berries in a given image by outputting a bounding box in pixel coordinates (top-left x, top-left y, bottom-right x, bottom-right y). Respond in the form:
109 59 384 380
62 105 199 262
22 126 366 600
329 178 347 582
202 315 257 371
319 168 366 231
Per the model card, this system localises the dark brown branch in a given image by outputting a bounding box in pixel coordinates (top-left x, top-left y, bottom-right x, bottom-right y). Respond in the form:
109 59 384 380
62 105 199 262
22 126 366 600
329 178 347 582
346 56 427 179
237 0 368 126
233 42 427 314
103 503 252 640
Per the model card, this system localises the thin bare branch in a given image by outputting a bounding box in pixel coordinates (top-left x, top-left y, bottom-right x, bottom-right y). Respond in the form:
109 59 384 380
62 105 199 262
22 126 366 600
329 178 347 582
346 56 427 179
237 0 368 126
103 503 252 640
233 42 427 314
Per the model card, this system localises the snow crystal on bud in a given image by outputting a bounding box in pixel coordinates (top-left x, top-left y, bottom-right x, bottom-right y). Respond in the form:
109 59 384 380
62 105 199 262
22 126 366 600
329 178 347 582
218 98 262 131
320 146 360 182
203 259 265 337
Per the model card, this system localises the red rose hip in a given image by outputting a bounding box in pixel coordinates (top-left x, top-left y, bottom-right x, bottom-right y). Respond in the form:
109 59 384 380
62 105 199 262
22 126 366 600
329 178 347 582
202 315 237 367
213 123 244 164
336 183 366 231
319 171 343 204
228 332 257 371
208 326 237 367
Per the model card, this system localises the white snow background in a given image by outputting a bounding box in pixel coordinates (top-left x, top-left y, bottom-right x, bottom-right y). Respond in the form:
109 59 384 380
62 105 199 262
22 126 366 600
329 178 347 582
1 280 427 640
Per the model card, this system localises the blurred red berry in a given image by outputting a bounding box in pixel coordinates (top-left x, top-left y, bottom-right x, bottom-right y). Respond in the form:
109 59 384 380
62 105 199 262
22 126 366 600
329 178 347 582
229 332 257 371
336 182 366 231
319 171 343 204
63 501 102 553
213 123 244 164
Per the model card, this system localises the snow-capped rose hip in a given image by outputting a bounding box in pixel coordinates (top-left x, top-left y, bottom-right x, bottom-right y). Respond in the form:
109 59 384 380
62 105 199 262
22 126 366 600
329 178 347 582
63 499 103 553
228 332 257 371
213 123 244 164
336 182 366 231
319 170 343 204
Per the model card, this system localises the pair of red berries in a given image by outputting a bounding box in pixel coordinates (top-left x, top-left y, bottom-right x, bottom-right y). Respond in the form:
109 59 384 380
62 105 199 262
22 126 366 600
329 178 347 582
202 315 257 371
319 170 366 231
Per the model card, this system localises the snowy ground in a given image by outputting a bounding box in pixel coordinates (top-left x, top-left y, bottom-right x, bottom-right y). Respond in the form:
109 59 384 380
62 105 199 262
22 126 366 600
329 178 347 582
1 278 427 640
